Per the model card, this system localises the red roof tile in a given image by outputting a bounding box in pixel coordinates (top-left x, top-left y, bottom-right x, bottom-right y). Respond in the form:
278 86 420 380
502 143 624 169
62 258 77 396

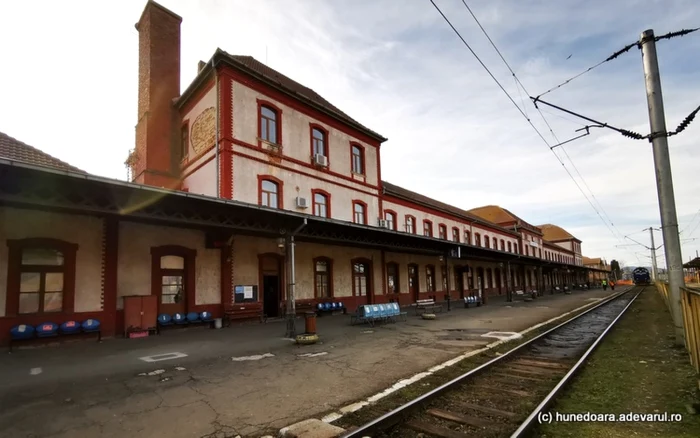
0 131 84 173
215 51 387 142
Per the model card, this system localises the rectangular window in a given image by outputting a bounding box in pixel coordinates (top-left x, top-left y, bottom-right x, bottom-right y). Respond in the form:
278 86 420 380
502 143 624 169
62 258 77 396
426 266 435 292
387 263 399 294
180 124 189 160
314 260 331 298
442 266 448 290
351 145 364 174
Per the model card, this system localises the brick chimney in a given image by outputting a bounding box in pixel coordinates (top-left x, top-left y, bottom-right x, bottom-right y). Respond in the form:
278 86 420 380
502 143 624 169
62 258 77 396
132 1 182 188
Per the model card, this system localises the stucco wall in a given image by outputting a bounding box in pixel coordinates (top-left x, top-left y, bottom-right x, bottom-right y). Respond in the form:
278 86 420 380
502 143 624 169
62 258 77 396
0 207 103 316
231 80 379 186
382 200 519 252
232 153 379 223
117 222 220 309
182 155 217 197
232 236 383 301
181 85 216 160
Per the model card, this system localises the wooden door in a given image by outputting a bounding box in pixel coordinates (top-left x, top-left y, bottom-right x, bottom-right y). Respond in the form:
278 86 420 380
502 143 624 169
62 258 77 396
123 296 143 332
408 264 419 301
142 295 158 329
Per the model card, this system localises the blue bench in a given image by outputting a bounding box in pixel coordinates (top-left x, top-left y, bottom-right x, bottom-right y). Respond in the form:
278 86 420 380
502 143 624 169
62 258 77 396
350 303 406 326
316 302 345 316
464 295 482 308
9 319 102 353
157 311 214 333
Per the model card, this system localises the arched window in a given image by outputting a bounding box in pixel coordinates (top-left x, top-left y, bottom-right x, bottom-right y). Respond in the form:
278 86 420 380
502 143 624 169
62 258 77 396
384 210 397 231
312 190 330 218
313 257 333 298
423 220 433 237
465 230 471 245
352 200 367 224
405 216 416 234
492 237 498 248
259 177 281 208
260 105 279 144
475 233 481 246
500 239 505 251
351 144 365 175
312 126 327 157
438 224 447 239
508 241 512 252
452 227 460 242
484 236 490 248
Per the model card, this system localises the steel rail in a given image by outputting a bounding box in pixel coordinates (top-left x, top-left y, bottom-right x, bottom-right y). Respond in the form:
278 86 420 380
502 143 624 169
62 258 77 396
510 286 643 437
339 287 634 438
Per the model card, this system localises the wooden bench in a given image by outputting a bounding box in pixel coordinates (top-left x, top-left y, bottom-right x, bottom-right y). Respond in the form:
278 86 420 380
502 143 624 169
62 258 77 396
223 303 266 326
414 299 443 315
281 301 316 317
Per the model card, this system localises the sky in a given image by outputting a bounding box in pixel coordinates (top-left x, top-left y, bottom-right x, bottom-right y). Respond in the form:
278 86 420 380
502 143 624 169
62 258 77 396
1 0 699 269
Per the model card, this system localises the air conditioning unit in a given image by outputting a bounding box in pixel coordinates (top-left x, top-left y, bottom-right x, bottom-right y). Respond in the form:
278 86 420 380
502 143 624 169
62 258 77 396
314 154 328 167
378 219 387 228
295 197 309 209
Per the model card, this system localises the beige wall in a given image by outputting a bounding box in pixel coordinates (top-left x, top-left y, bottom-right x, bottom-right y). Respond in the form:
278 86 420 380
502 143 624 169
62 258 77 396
0 207 103 316
231 153 379 223
382 200 519 252
117 222 221 309
231 80 379 185
232 235 383 301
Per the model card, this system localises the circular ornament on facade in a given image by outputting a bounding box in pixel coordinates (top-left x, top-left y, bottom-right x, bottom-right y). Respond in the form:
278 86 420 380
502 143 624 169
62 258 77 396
190 107 216 154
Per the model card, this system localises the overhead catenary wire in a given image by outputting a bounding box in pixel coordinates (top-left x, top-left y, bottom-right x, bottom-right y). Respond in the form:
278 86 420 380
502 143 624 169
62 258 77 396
535 27 700 99
456 0 627 243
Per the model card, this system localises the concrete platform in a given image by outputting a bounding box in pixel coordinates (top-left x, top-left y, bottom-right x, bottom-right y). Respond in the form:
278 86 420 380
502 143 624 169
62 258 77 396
0 288 618 438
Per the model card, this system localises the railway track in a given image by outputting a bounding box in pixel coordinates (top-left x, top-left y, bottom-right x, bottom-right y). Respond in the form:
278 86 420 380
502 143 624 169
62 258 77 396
339 286 644 438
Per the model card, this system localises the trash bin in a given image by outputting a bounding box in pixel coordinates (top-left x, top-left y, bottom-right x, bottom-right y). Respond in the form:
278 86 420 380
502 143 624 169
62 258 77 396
214 318 222 329
304 312 317 335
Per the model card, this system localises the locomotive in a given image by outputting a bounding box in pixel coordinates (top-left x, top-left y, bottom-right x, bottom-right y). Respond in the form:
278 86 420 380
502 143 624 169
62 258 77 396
632 267 651 285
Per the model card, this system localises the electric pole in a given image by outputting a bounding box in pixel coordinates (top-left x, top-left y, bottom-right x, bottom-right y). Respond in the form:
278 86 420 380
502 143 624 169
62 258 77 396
640 29 685 345
649 227 658 281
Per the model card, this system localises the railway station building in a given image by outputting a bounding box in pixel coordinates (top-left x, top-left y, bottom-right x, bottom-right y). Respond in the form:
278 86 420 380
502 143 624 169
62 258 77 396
0 1 607 344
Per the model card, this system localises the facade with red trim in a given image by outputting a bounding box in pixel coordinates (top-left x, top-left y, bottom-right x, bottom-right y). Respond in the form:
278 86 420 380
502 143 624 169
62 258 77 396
0 1 604 344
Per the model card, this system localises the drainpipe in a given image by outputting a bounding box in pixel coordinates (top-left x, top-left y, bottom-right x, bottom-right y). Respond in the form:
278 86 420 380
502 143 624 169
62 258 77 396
285 218 308 338
214 58 220 198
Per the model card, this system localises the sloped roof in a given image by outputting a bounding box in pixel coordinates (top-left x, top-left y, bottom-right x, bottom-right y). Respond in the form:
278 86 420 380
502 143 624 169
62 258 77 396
180 50 387 143
381 182 518 236
468 205 543 235
0 131 84 173
538 223 580 242
684 257 700 269
468 205 515 224
583 256 602 265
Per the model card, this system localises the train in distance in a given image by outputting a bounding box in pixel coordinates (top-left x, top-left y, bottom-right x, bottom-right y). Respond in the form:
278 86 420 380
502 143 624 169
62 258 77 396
633 267 652 285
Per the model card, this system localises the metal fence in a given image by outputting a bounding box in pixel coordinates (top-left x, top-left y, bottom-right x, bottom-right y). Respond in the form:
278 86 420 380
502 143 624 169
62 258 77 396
656 281 700 375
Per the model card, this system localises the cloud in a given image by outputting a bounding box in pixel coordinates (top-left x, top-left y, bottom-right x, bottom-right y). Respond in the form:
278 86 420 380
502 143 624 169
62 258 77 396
0 0 698 267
